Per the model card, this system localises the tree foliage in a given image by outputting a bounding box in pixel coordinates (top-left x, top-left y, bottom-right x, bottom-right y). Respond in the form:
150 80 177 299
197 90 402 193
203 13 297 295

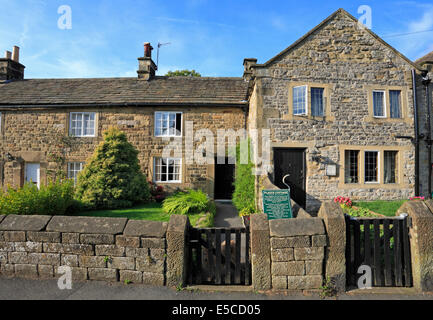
165 69 201 77
75 127 150 209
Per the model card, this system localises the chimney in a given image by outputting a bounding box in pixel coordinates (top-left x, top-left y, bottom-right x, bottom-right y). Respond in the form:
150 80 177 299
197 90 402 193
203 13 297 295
137 42 157 80
0 46 25 81
243 58 257 81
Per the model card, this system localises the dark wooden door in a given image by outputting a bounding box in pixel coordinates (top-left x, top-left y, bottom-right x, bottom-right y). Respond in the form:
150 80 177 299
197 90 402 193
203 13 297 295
273 148 306 208
214 158 235 199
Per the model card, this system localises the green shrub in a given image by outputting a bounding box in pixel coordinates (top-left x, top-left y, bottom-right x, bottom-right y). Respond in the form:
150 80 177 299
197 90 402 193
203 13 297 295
162 189 210 215
0 180 75 216
75 127 151 210
232 138 255 215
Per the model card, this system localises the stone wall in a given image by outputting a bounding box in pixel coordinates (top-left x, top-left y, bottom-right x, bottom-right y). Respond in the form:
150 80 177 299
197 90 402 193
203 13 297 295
250 214 328 292
0 106 246 198
0 214 167 285
269 218 326 290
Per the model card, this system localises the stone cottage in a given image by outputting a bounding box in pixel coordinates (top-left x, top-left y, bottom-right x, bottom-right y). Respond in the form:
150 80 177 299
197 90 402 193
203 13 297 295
0 44 249 199
0 8 432 213
245 9 432 212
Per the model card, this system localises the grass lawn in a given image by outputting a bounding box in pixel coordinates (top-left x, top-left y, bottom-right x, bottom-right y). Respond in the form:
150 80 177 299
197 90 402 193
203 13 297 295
77 202 208 226
353 199 407 217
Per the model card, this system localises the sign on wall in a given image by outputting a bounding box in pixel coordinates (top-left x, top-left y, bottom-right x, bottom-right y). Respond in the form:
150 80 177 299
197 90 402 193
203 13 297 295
262 189 293 220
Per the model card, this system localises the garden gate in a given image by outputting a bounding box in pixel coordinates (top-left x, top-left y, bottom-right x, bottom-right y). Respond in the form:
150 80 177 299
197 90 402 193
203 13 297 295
345 214 412 288
185 227 251 285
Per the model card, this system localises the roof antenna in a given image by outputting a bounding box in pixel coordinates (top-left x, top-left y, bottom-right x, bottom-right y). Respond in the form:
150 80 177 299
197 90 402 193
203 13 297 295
157 42 171 72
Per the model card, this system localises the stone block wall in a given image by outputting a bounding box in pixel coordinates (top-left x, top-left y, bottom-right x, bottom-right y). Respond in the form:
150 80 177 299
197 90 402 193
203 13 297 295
0 214 168 285
269 219 326 290
250 214 328 292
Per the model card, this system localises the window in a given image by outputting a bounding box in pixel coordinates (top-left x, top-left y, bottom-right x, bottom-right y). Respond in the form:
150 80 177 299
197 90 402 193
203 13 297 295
69 112 96 137
389 90 401 118
293 86 307 115
384 151 398 184
311 88 324 117
373 91 386 118
68 162 84 184
154 158 181 182
344 150 359 183
364 151 379 183
155 112 182 137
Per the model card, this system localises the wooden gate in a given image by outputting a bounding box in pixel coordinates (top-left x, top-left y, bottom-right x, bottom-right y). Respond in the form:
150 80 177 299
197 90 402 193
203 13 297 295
186 227 251 285
345 214 412 287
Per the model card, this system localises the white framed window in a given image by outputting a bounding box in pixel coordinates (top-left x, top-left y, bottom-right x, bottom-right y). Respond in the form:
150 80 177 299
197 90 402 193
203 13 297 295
154 158 181 183
68 162 84 184
69 112 96 137
364 151 379 183
154 112 182 137
293 86 308 115
373 91 386 118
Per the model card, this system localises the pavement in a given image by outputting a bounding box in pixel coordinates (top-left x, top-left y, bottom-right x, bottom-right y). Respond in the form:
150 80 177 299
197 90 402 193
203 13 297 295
213 200 243 228
0 278 432 300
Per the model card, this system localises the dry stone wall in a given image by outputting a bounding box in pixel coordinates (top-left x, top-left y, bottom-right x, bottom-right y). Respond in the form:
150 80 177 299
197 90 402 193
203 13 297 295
0 214 167 285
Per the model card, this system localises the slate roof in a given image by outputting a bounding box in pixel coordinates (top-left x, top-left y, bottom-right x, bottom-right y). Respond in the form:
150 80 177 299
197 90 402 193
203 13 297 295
0 76 249 107
415 51 433 66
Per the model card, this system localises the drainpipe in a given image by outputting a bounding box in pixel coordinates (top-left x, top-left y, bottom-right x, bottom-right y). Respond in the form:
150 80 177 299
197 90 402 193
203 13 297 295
422 70 432 198
412 69 420 196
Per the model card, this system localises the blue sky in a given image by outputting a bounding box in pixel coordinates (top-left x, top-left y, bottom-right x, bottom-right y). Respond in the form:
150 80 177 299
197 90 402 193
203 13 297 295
0 0 432 78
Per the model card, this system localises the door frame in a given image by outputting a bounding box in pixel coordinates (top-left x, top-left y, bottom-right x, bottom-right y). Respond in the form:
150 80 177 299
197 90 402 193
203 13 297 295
214 157 235 200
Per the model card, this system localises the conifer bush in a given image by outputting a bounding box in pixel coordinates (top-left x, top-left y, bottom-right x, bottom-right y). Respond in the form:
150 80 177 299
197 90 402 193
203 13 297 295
75 127 150 209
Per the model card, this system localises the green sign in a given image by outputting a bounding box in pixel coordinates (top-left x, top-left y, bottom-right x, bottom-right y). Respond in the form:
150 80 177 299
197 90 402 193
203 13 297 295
262 189 293 220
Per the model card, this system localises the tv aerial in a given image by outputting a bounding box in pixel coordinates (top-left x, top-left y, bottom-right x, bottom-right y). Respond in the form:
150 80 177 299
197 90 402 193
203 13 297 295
157 42 171 71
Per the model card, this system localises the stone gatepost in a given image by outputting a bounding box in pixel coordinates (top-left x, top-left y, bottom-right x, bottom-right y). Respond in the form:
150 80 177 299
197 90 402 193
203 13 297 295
250 214 272 291
318 202 346 292
397 200 433 292
166 215 189 288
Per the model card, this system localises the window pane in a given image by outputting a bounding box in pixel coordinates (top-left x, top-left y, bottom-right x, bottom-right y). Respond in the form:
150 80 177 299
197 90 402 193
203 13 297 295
373 91 385 117
384 151 398 184
176 113 182 136
344 150 359 183
389 90 401 118
365 151 378 183
155 113 162 136
68 162 84 184
311 88 324 116
293 86 307 115
154 158 181 182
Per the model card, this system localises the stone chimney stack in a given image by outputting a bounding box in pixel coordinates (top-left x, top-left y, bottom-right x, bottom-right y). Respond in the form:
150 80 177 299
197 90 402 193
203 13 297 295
243 58 257 81
0 46 25 81
137 42 157 80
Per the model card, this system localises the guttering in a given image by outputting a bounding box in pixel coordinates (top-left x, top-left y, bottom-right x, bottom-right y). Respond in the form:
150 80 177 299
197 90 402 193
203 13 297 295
422 70 432 198
412 69 420 196
0 101 249 111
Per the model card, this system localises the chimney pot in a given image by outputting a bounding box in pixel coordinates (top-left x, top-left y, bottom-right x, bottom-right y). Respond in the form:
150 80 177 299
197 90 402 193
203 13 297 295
5 51 12 59
144 42 153 58
12 46 20 63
